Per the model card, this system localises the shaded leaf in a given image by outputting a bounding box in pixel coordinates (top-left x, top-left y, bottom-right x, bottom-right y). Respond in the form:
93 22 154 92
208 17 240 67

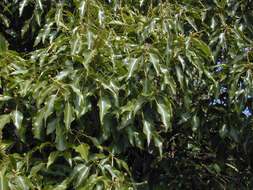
0 115 11 130
47 151 60 168
56 125 67 151
64 102 74 130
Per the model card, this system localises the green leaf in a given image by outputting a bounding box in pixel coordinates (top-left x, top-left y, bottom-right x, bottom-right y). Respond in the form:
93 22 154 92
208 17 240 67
102 115 112 140
56 125 67 151
19 0 28 17
126 126 135 146
55 8 62 26
11 110 23 130
87 30 94 50
0 14 10 28
70 164 86 181
74 143 90 162
176 65 184 88
98 95 111 125
191 115 199 132
186 17 198 32
0 95 12 102
104 164 117 179
71 35 81 55
156 96 172 132
0 174 9 190
47 151 60 168
0 115 11 130
44 95 56 123
149 53 160 76
75 165 90 188
79 1 86 19
15 176 30 190
36 85 57 108
126 58 138 80
81 49 97 71
98 10 104 26
19 80 32 97
143 119 152 147
219 124 228 138
133 96 146 115
0 33 8 51
46 118 58 135
34 8 41 26
29 163 45 178
191 37 213 60
153 134 163 157
64 102 74 130
36 0 43 10
21 18 31 38
55 70 72 81
63 152 72 167
120 111 134 129
32 107 45 139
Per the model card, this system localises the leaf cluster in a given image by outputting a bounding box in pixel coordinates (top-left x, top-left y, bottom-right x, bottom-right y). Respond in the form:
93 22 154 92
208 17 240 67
1 0 253 189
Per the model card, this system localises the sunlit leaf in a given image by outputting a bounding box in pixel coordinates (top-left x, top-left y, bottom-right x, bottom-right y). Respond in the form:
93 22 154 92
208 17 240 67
126 58 138 80
0 173 9 190
98 95 111 125
143 119 152 146
19 0 28 17
149 53 160 76
156 96 172 132
0 95 12 102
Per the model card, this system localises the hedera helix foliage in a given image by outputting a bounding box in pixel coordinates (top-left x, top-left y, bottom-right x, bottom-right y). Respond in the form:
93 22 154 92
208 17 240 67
0 0 253 189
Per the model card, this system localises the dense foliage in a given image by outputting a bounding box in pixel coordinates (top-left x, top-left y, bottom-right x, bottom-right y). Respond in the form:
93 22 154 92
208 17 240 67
1 0 253 189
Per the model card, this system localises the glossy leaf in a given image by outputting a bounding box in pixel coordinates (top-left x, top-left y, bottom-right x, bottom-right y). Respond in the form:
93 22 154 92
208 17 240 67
32 107 45 139
56 125 67 151
64 102 74 130
98 95 111 125
75 165 89 188
156 96 172 132
0 95 12 102
44 95 56 123
19 0 28 17
150 53 160 76
11 110 24 141
15 176 31 190
153 134 163 157
79 1 86 19
126 58 138 80
143 119 152 146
